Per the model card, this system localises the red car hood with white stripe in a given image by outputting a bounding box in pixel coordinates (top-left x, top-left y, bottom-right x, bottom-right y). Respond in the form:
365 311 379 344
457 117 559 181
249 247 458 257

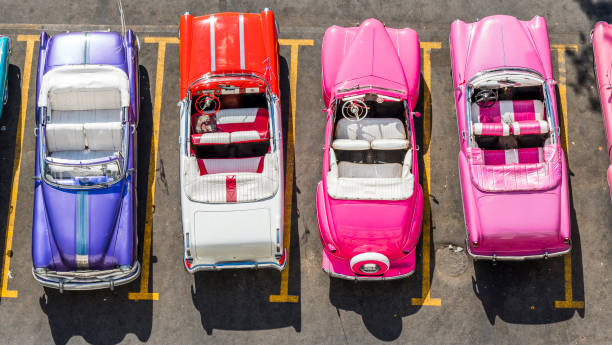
179 11 279 98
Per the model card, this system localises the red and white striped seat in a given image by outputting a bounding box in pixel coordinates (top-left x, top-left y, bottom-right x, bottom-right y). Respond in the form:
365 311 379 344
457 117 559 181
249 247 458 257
472 100 547 136
195 156 265 176
482 147 544 165
191 107 269 145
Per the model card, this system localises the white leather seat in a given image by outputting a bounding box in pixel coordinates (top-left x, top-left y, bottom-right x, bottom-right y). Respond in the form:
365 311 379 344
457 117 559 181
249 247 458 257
84 122 123 151
49 89 122 112
335 118 406 141
46 123 86 152
51 109 121 124
371 138 409 150
197 132 231 144
332 139 370 151
230 130 262 143
338 162 403 178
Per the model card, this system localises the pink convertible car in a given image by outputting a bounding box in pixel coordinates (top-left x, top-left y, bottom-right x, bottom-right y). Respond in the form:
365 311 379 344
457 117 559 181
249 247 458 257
592 21 612 201
450 15 571 260
316 19 423 280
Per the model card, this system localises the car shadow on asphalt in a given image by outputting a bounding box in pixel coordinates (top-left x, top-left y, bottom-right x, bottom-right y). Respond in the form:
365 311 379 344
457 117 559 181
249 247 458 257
0 64 21 306
328 74 436 341
38 65 154 345
470 85 586 325
189 55 302 335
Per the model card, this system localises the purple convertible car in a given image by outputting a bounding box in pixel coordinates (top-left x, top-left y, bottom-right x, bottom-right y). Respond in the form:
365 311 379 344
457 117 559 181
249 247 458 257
32 31 140 291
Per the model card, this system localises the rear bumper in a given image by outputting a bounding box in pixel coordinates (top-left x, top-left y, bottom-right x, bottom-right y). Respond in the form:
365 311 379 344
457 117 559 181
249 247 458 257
321 249 416 281
184 249 286 273
32 262 140 292
466 239 571 261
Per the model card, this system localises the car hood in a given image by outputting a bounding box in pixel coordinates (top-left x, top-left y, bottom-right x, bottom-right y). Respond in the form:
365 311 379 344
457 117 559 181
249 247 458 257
461 15 551 80
42 181 124 269
329 201 413 260
333 18 409 99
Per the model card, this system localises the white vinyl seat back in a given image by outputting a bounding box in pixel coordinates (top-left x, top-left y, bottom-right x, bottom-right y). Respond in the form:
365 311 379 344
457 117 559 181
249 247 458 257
51 109 122 124
338 162 402 178
49 88 122 112
84 122 123 151
46 123 86 152
332 139 370 151
335 118 406 141
371 138 409 150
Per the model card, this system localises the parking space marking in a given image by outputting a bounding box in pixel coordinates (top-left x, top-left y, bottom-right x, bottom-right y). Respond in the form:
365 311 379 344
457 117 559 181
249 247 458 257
128 36 178 301
0 35 38 299
412 41 442 307
269 39 313 304
551 43 584 310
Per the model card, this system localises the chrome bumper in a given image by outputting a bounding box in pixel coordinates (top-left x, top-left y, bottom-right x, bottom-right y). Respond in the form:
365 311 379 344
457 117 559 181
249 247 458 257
322 267 415 281
185 250 286 273
32 262 140 292
466 241 572 261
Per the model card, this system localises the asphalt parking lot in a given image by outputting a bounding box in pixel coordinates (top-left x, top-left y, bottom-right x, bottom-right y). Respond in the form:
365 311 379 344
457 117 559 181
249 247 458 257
0 1 611 344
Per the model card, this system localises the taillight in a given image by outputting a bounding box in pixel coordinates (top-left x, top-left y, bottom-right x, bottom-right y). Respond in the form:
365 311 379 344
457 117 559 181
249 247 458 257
472 241 479 248
563 237 571 245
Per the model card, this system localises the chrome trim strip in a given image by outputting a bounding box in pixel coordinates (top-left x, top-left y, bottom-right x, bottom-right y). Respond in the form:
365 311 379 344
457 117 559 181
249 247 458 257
209 15 215 72
239 13 245 70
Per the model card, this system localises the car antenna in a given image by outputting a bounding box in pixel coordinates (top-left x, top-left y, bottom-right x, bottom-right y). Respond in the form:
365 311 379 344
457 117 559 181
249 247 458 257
116 0 127 41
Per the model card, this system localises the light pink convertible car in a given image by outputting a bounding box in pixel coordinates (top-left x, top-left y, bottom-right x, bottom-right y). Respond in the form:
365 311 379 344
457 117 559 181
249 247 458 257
316 19 423 280
592 21 612 201
450 15 571 261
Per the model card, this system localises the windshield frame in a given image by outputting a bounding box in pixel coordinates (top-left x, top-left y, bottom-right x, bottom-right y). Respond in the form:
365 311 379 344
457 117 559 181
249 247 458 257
465 68 557 147
182 73 279 156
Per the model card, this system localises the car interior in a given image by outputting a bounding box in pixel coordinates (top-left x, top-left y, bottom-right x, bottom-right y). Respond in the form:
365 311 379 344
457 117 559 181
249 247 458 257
44 87 125 161
189 91 272 175
470 85 551 166
330 95 412 179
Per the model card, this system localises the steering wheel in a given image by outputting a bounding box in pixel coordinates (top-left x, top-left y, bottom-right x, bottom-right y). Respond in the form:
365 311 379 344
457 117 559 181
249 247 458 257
341 99 369 121
475 89 498 108
195 93 220 115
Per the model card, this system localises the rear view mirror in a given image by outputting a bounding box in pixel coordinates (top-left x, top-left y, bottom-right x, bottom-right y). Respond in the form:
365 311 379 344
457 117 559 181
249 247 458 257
411 112 421 118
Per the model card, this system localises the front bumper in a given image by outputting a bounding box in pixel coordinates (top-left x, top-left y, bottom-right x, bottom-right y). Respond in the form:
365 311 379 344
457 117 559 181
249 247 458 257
32 262 140 292
184 249 287 273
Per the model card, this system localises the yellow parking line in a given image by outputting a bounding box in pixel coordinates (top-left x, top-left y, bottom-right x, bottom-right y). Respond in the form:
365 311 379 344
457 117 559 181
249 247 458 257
269 39 313 303
551 44 584 309
0 35 38 299
412 41 442 307
128 36 178 301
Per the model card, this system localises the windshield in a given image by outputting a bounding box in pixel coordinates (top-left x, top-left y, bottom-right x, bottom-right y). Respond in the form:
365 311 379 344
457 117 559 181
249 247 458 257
43 159 122 188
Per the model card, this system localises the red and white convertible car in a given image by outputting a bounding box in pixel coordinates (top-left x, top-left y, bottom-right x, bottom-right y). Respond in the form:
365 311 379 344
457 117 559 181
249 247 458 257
178 10 285 272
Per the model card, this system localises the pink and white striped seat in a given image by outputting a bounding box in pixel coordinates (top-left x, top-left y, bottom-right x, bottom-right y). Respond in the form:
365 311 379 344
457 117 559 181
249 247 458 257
482 147 544 165
472 100 548 136
195 156 265 176
191 107 269 145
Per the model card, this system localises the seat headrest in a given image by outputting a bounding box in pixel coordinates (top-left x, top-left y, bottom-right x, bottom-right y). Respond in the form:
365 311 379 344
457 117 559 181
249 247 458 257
371 138 409 150
332 139 370 151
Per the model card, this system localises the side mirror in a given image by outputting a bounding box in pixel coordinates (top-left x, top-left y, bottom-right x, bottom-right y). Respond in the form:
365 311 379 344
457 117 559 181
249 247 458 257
411 112 421 118
551 80 558 86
